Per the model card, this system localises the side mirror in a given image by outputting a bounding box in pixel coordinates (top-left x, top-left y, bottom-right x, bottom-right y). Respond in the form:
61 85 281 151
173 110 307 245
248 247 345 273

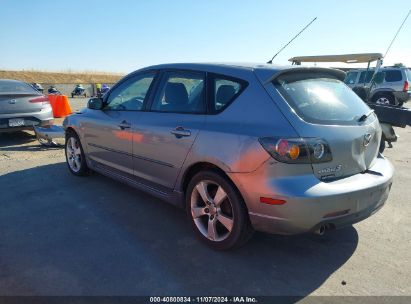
373 72 385 84
87 98 103 110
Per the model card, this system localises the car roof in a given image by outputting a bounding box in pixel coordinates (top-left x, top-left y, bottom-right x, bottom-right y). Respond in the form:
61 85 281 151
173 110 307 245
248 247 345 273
142 62 285 72
348 66 409 72
0 79 26 83
136 62 346 83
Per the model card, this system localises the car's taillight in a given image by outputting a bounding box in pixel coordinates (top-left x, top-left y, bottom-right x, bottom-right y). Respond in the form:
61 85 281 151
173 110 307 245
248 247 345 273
403 80 409 92
259 137 332 164
29 95 50 106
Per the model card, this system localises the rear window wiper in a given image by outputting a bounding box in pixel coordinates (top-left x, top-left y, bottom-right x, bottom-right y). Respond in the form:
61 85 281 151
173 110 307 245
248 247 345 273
358 110 374 122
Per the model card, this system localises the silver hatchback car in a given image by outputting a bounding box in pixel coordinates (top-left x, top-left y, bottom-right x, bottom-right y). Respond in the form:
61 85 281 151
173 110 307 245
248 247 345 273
63 63 394 250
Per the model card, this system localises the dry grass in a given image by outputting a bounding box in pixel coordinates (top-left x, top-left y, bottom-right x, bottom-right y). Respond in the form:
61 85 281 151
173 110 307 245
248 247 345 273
0 69 124 84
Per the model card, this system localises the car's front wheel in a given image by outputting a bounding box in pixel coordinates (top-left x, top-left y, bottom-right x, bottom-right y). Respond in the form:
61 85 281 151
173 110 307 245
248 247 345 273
65 131 89 176
186 170 253 250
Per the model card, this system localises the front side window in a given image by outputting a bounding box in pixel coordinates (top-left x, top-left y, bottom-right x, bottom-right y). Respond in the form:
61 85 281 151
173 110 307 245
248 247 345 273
274 72 372 125
344 72 358 84
384 70 402 82
151 71 205 113
105 72 156 111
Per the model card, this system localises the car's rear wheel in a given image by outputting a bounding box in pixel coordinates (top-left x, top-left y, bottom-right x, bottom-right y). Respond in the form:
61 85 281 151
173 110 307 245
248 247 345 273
65 131 88 176
186 170 253 250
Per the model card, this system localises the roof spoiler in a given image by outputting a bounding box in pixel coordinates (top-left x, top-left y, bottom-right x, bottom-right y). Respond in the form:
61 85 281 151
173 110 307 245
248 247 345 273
265 67 346 85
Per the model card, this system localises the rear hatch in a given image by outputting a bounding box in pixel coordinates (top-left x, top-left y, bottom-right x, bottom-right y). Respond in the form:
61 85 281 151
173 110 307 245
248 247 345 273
262 68 381 180
0 93 46 114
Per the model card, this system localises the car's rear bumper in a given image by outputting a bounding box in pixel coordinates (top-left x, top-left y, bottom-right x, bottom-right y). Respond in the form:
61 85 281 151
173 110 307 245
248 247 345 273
394 91 411 103
0 107 54 132
229 155 394 235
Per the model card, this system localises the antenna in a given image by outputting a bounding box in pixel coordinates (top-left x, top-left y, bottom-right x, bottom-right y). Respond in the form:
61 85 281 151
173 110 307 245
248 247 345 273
267 17 317 64
384 9 411 59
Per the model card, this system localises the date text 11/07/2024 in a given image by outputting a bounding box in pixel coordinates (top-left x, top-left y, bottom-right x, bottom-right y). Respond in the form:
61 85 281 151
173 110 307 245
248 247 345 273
149 296 258 303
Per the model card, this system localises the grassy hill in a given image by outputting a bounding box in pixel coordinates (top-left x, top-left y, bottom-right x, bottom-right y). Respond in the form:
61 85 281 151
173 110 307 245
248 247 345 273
0 70 124 84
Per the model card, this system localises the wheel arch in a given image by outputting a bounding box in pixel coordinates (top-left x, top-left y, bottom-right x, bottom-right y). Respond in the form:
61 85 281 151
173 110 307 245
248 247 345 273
64 125 89 155
370 89 396 100
179 161 249 213
65 126 77 137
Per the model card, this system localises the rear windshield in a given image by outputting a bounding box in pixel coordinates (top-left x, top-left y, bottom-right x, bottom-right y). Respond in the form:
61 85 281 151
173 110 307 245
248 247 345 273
406 69 411 81
0 80 37 94
273 72 372 125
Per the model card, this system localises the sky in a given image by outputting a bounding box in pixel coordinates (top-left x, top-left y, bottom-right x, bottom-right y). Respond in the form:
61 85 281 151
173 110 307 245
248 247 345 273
0 0 410 74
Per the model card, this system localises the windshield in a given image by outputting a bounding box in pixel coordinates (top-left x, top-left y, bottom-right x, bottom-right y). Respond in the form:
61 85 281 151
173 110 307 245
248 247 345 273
273 72 373 125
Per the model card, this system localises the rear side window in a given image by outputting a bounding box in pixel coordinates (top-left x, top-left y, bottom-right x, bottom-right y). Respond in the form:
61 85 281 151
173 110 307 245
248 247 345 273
344 72 358 84
273 72 372 125
384 70 402 82
209 74 247 113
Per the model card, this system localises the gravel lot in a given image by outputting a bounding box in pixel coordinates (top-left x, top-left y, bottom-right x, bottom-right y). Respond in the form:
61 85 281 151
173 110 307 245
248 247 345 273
0 97 410 297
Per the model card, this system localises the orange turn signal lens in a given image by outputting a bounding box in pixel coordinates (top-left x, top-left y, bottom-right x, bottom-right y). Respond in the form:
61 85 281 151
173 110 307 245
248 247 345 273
289 144 300 160
260 197 287 205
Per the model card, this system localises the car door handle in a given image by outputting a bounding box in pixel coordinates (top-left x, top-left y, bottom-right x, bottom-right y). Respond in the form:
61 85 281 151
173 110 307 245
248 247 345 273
118 120 131 130
170 126 191 138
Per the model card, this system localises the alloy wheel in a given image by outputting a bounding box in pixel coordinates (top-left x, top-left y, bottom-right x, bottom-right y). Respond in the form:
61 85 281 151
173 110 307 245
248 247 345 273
66 136 82 173
376 96 390 105
190 180 234 242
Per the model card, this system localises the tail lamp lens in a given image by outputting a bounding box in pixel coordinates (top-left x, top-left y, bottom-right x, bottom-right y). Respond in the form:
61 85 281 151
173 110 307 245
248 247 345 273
277 139 300 160
29 95 50 105
259 137 332 164
403 81 409 92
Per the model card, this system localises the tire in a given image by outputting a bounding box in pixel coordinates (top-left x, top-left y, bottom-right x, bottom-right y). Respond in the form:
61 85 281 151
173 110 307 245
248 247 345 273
372 93 396 106
65 130 89 176
186 170 253 250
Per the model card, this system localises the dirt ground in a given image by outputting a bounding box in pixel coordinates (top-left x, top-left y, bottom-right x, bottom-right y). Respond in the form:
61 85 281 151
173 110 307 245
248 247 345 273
0 70 122 84
0 98 410 297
